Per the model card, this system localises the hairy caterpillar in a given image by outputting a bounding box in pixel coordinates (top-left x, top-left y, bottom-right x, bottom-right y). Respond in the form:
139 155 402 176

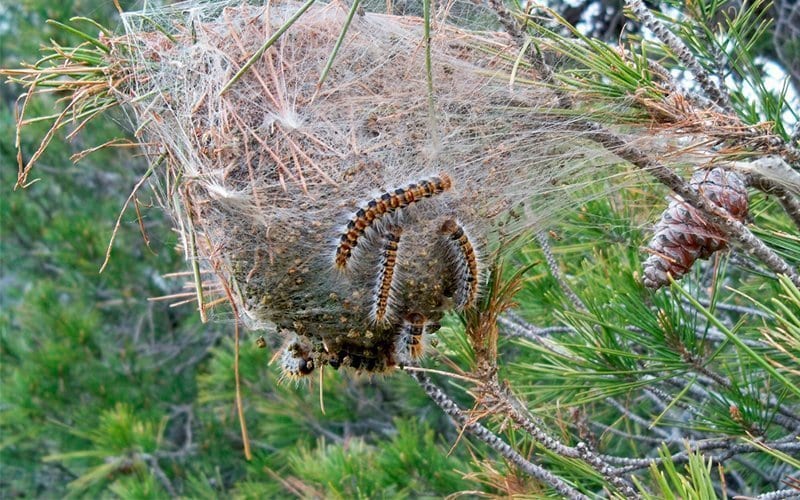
394 312 427 365
440 219 480 309
335 174 453 270
372 225 403 324
280 339 316 379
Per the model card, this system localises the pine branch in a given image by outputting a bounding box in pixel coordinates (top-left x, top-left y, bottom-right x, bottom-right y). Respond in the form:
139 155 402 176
478 377 641 498
621 3 800 166
609 440 800 474
666 371 800 434
625 0 734 114
536 231 587 311
756 489 800 500
643 383 703 419
485 0 573 109
141 454 177 497
647 58 718 110
604 397 674 441
730 156 800 228
498 314 575 338
691 298 771 320
749 176 800 231
405 368 589 499
590 421 673 444
485 2 800 287
571 120 800 288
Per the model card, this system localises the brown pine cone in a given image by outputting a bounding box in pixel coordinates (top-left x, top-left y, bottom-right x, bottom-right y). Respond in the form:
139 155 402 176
643 168 749 289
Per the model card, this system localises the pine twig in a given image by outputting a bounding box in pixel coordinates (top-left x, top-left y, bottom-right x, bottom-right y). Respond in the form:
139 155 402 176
498 314 575 338
142 455 178 497
590 421 676 444
643 383 703 419
605 397 674 441
730 156 800 226
682 355 800 432
536 231 587 311
625 0 734 113
405 368 589 499
479 378 641 498
692 298 771 319
624 3 800 165
486 0 573 109
748 175 800 230
486 0 531 66
611 440 800 474
664 363 800 434
755 489 800 500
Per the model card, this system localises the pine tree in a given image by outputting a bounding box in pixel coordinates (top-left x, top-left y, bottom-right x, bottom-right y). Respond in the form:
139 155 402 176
2 0 798 498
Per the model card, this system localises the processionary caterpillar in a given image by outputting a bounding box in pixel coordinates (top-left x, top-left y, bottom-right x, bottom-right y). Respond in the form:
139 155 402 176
279 340 315 379
394 312 426 365
372 225 402 323
335 173 452 269
440 218 479 310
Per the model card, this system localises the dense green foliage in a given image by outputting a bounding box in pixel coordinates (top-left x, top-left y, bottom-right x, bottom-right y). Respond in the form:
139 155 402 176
2 0 799 498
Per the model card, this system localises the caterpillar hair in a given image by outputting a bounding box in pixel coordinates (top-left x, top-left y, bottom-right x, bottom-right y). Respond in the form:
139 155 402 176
372 225 403 324
440 218 480 310
280 339 315 379
335 174 452 270
394 312 427 365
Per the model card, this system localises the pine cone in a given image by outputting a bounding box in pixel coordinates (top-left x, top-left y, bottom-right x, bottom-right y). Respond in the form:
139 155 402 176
643 168 749 289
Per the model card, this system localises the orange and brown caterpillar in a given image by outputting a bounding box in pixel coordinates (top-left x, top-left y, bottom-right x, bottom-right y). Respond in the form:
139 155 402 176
394 312 426 365
372 225 403 323
335 173 452 269
441 218 479 310
280 339 315 379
